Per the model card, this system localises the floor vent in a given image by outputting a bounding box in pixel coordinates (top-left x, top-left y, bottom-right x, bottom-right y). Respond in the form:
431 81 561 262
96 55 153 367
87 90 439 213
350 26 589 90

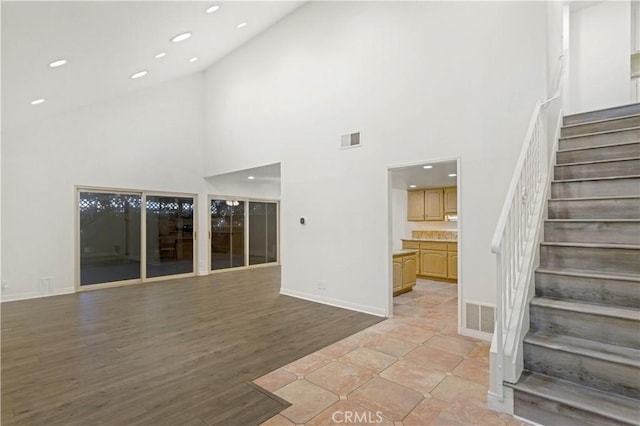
341 132 361 149
465 302 495 333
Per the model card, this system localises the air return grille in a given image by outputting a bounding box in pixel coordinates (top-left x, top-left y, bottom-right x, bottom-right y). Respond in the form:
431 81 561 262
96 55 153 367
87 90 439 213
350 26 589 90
465 302 495 334
341 132 361 149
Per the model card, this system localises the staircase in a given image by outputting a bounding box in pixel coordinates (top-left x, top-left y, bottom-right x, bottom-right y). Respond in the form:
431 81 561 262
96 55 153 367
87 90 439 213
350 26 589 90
507 104 640 425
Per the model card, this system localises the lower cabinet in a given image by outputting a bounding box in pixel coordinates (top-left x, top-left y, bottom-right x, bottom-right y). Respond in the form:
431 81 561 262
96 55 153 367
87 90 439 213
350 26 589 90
420 250 448 278
447 251 458 279
402 240 458 282
393 252 417 296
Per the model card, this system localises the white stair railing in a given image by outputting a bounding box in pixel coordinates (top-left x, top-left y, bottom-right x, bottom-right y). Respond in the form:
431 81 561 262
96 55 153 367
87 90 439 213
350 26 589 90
488 52 566 412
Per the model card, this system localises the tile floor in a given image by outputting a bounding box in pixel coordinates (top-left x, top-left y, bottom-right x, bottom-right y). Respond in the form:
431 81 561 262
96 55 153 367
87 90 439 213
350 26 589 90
254 279 527 426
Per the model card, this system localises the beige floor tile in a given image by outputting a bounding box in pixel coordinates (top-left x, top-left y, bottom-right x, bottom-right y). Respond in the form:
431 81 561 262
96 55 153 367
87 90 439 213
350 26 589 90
306 399 395 426
275 380 339 424
316 340 359 359
383 324 435 344
339 347 397 373
435 399 526 426
430 375 488 404
343 328 385 346
306 361 372 396
452 357 489 386
362 334 417 358
283 352 332 376
260 414 295 426
348 378 423 421
379 360 446 394
467 342 491 363
403 345 463 372
424 335 477 356
402 397 449 426
253 368 297 392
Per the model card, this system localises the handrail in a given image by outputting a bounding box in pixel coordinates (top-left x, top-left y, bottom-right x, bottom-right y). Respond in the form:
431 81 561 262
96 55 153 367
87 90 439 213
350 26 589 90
490 50 566 254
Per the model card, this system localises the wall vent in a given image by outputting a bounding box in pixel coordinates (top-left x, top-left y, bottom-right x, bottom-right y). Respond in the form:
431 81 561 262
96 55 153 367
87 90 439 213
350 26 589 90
465 302 495 334
341 132 361 149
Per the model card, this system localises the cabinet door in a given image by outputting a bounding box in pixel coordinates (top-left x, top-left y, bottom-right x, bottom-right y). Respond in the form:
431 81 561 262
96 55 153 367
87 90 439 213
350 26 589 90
393 258 402 290
444 187 457 214
424 189 444 221
420 250 448 278
447 251 458 279
402 255 417 288
407 190 425 221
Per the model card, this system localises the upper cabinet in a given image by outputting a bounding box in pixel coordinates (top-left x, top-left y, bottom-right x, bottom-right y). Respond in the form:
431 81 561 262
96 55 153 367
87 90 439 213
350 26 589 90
407 186 455 221
444 187 457 214
407 190 425 221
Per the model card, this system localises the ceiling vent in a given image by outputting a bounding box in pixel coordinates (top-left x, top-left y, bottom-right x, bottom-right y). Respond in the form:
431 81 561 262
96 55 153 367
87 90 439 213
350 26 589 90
341 132 361 150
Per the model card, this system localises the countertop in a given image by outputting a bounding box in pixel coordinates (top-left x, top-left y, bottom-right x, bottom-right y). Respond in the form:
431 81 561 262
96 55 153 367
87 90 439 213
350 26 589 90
393 249 418 256
401 238 457 243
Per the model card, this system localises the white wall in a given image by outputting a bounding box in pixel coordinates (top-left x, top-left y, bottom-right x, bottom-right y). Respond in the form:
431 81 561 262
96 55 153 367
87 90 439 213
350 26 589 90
568 1 631 113
202 2 548 319
1 73 208 300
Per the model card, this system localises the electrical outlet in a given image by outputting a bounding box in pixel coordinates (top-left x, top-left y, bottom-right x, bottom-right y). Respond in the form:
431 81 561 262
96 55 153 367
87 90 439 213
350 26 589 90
1 282 7 291
39 277 53 294
317 280 326 291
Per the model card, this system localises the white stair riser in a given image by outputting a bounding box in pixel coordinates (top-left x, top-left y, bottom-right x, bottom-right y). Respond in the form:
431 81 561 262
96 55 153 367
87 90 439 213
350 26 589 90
514 391 632 426
530 304 640 347
523 344 640 399
564 104 640 126
544 221 640 244
547 198 640 219
554 159 640 180
556 143 640 164
540 245 640 275
561 117 640 138
535 272 640 308
559 128 640 150
551 178 640 198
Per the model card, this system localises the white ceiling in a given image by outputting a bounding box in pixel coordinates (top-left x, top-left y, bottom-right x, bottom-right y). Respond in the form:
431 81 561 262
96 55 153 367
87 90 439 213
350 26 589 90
391 160 458 190
1 1 304 130
205 162 281 185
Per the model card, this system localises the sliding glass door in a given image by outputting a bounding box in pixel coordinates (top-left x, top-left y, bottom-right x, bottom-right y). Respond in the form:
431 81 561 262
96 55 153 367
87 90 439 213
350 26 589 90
249 202 278 265
210 199 245 270
79 191 142 286
77 188 196 289
146 196 194 278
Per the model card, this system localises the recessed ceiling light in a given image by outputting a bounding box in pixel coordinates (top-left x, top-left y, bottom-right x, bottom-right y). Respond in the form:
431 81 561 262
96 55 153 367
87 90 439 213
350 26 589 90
49 59 67 68
189 57 199 63
423 165 433 169
409 184 417 188
155 52 167 59
248 176 255 180
130 71 148 79
237 22 247 29
206 5 220 14
31 98 45 105
171 32 192 43
448 173 457 177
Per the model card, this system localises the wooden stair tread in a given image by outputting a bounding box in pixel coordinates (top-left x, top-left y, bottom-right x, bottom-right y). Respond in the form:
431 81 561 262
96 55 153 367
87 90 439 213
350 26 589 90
560 126 640 140
549 195 640 201
545 219 640 223
557 140 639 153
536 267 640 282
525 331 640 366
552 175 640 184
540 241 640 249
554 156 640 168
530 297 640 320
509 371 640 425
561 113 640 129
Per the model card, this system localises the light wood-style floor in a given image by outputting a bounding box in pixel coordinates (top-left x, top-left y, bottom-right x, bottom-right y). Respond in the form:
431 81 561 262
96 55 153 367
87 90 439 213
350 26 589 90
1 266 382 425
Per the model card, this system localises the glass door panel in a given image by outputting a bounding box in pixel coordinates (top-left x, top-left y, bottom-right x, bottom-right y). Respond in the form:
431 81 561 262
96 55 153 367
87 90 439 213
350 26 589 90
249 201 278 265
146 196 194 278
210 199 245 270
79 192 142 285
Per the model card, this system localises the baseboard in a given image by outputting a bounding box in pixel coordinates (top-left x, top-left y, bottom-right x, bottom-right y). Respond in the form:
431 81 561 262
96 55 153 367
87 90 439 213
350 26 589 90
459 326 493 342
279 288 387 318
487 387 514 415
0 288 75 302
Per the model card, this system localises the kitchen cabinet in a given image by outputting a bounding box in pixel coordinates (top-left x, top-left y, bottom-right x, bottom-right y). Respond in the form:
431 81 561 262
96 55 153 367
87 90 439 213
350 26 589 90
393 251 417 296
444 187 457 214
424 189 444 221
402 240 457 282
407 190 425 221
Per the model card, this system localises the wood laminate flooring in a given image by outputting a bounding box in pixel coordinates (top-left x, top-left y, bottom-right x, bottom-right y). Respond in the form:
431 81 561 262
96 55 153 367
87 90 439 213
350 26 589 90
1 266 383 425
